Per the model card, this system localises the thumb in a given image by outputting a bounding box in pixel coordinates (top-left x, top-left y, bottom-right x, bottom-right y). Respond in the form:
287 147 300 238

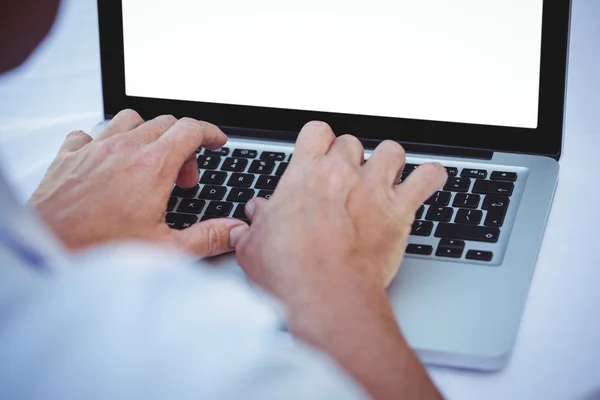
59 130 93 153
245 197 269 221
170 218 249 258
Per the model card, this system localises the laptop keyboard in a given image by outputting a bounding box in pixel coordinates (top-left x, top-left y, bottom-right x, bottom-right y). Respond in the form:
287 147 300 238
166 144 523 266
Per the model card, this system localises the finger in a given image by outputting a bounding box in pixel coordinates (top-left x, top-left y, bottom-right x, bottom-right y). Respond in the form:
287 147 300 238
59 130 93 153
175 155 200 188
245 197 268 221
292 121 336 162
170 218 248 258
95 109 144 140
362 140 406 186
127 114 178 144
327 135 364 166
151 118 227 177
394 163 448 210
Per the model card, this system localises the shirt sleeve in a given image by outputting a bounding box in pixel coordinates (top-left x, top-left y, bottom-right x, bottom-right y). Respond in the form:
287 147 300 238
0 242 367 400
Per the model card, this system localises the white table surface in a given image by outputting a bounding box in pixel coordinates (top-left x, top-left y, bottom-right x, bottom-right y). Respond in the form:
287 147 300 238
1 1 599 399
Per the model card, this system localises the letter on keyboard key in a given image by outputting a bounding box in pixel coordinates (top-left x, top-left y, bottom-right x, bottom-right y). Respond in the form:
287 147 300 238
200 171 227 185
205 201 234 217
434 223 500 243
255 175 280 190
198 185 227 200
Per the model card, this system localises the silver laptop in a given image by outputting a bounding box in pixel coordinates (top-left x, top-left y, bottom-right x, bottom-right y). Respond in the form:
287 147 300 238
95 0 572 370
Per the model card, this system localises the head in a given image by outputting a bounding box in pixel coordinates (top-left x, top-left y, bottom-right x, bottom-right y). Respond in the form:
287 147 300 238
0 0 62 74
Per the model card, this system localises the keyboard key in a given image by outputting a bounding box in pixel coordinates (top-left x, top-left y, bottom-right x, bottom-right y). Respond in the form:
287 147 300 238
466 250 494 262
227 173 255 188
416 205 424 220
257 190 274 199
473 179 514 196
406 244 433 256
227 188 255 203
288 153 293 161
200 171 227 185
200 215 219 222
198 185 227 200
425 206 454 222
167 196 178 212
444 177 471 192
436 238 465 258
176 198 206 214
166 213 197 230
260 152 286 161
490 171 517 182
197 155 222 169
455 209 483 225
439 238 466 249
425 191 451 206
434 223 500 243
275 162 289 176
204 148 229 156
436 245 464 259
248 160 275 174
232 149 257 158
482 195 510 211
255 175 280 190
484 209 507 227
233 204 247 219
461 169 488 179
411 220 434 236
445 167 459 177
205 201 234 217
453 193 481 209
221 158 249 172
172 185 199 198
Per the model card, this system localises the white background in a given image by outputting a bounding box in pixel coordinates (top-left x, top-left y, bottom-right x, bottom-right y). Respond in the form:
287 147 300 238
122 0 543 128
1 0 599 398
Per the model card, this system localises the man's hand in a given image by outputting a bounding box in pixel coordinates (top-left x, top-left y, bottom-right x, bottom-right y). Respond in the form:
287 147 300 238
233 121 447 399
29 109 246 257
234 121 447 296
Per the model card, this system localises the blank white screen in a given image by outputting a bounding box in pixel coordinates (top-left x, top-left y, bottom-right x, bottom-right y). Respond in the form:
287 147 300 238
122 0 544 128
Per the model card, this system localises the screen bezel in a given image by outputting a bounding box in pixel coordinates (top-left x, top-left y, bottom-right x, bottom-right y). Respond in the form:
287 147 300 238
98 0 571 159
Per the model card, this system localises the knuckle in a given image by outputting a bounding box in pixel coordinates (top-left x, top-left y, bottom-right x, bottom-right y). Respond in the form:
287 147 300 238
156 114 177 125
118 108 143 122
380 140 406 158
177 117 204 132
305 121 334 136
417 163 445 185
100 135 130 154
67 129 86 139
339 134 362 149
205 224 224 257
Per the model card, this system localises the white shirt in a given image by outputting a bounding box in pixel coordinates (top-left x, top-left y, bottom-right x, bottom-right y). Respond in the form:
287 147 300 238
0 171 366 399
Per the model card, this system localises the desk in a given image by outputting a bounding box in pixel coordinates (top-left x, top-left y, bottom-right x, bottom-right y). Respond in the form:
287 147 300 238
0 0 598 398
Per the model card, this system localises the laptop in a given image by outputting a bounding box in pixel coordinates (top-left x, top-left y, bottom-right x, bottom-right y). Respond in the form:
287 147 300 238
95 0 572 370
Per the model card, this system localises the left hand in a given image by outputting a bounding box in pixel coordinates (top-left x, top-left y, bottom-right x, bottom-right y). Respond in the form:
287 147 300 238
29 109 247 257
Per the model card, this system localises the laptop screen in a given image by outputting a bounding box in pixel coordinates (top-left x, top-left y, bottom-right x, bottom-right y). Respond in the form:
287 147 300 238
121 1 544 130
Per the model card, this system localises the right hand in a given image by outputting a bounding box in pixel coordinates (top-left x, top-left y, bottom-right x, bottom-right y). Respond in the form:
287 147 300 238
232 121 447 305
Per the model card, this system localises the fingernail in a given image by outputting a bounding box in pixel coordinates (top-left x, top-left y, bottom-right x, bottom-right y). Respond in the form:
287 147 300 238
229 224 247 248
245 200 256 219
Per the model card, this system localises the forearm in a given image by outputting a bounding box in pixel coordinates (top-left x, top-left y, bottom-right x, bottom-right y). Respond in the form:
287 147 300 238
285 274 443 400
